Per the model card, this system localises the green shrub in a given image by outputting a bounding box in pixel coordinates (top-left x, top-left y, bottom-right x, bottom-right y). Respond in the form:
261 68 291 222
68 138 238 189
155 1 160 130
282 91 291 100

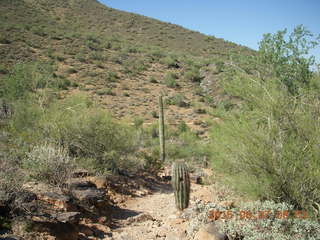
164 72 178 88
39 95 137 173
161 56 179 68
165 94 189 107
133 117 144 129
177 120 189 133
215 61 225 73
0 64 8 74
66 68 77 74
96 88 115 96
210 72 320 216
90 52 106 61
259 25 319 95
149 76 158 83
166 130 209 164
106 71 119 82
184 67 202 82
151 110 158 118
76 53 87 63
0 62 55 100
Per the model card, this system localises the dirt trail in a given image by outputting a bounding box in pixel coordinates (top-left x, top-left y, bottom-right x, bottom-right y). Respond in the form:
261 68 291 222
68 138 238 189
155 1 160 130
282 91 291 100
108 173 221 240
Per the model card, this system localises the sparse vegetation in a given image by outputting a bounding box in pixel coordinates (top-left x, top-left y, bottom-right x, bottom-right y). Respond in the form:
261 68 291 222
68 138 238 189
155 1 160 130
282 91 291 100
0 1 319 238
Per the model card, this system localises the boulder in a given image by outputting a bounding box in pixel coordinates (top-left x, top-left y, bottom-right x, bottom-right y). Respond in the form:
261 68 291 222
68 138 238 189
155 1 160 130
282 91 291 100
194 223 228 240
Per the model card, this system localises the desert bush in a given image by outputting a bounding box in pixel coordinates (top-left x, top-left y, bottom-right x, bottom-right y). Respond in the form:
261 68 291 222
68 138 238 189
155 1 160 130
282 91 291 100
166 130 209 164
164 72 178 88
149 76 158 83
106 71 119 82
219 201 320 239
210 71 320 217
0 64 8 74
161 55 180 68
23 143 74 187
165 94 189 107
258 25 319 94
0 62 56 100
215 61 225 73
187 200 320 240
0 155 24 202
184 67 202 82
96 88 115 96
39 94 137 173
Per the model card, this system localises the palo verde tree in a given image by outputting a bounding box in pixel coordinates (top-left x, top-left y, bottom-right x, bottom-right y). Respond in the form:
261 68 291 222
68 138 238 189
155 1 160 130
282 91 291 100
259 24 319 94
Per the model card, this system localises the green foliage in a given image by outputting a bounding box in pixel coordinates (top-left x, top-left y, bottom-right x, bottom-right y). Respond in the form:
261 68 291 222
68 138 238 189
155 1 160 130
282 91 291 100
0 64 8 74
133 117 144 129
106 71 119 82
0 62 56 100
259 25 319 94
161 55 180 68
149 76 158 83
177 120 189 133
37 94 136 173
96 88 115 96
5 92 138 175
165 94 189 107
164 72 178 88
66 67 78 74
167 130 209 164
210 71 320 216
215 61 225 73
184 67 202 82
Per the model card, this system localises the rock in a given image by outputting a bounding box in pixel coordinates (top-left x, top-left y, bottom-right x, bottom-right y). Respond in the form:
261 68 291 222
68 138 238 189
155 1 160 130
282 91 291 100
126 213 154 224
31 222 79 240
40 192 72 211
71 188 105 202
55 212 81 223
0 236 21 240
69 180 96 190
79 225 95 236
72 169 90 178
87 176 107 189
194 223 228 240
219 201 235 209
166 231 187 240
196 176 204 185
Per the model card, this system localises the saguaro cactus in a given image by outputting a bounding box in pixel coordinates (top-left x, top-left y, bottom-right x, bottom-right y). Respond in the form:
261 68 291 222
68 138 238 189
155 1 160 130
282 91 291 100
172 160 190 210
159 95 165 162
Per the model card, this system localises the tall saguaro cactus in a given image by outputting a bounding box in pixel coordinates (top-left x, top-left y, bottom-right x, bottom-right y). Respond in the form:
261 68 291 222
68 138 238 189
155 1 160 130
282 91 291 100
172 161 190 210
159 95 165 162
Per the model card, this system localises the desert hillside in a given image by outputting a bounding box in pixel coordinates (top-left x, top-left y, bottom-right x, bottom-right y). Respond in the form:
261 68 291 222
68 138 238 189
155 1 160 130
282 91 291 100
1 0 319 240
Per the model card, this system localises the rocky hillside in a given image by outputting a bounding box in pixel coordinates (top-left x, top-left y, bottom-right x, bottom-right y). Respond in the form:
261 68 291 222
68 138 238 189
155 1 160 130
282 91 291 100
0 0 255 133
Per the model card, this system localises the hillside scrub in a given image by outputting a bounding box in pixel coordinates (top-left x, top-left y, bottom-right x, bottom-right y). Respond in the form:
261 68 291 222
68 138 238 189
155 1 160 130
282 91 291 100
0 62 141 180
210 26 320 218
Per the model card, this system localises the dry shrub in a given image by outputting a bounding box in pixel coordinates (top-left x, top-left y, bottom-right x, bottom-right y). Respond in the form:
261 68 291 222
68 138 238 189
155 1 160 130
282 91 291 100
23 143 75 187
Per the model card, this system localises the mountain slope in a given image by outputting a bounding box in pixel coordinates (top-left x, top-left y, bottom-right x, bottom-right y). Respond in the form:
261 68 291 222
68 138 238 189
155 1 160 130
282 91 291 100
0 0 255 132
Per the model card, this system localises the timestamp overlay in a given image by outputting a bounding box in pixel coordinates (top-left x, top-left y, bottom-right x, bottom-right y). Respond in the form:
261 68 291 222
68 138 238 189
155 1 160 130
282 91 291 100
208 209 309 221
